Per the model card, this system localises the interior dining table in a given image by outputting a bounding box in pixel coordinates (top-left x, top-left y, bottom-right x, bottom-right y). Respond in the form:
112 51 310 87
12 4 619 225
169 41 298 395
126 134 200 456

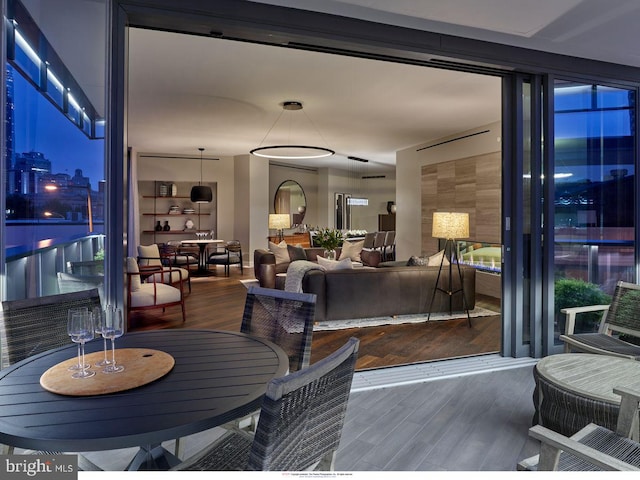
0 329 288 471
180 238 224 275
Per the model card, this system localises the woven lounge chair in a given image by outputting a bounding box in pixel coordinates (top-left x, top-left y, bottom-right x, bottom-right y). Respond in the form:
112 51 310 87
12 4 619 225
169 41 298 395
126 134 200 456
560 281 640 359
172 337 359 471
519 386 640 471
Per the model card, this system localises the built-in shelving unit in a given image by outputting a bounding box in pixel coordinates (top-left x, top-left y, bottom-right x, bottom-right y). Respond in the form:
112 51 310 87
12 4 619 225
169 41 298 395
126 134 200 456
138 181 217 245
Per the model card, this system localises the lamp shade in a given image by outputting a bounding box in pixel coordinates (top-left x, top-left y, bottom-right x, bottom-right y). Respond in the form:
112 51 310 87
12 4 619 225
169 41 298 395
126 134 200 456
432 212 469 239
268 213 290 230
190 185 212 203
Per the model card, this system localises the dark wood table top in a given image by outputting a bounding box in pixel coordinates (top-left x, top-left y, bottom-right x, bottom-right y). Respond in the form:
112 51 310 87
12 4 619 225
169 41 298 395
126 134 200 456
0 329 288 453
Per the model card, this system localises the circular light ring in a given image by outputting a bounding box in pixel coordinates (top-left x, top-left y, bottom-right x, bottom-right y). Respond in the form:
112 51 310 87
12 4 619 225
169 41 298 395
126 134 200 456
250 145 335 159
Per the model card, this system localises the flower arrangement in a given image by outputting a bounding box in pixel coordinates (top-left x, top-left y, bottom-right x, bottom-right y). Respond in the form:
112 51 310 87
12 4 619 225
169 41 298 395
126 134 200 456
345 229 367 238
314 228 343 251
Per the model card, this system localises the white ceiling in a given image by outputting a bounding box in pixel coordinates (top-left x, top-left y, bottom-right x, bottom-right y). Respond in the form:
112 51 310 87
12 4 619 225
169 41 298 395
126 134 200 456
19 0 640 172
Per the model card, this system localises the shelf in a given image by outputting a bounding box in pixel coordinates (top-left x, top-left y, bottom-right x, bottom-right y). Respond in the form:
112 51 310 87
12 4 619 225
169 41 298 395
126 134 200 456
142 195 191 199
142 213 210 216
142 230 199 234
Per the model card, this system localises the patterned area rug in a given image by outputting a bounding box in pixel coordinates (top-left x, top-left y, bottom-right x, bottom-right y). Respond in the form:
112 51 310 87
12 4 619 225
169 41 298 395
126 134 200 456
313 307 499 331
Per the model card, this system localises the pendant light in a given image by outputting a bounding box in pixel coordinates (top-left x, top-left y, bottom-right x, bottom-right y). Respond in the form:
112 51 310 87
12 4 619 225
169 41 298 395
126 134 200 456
190 147 213 203
250 101 335 159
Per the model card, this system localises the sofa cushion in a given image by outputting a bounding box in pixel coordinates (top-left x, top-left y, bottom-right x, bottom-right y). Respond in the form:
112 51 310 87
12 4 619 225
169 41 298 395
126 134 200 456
339 240 364 262
287 244 307 262
317 256 354 271
268 241 290 264
407 250 449 267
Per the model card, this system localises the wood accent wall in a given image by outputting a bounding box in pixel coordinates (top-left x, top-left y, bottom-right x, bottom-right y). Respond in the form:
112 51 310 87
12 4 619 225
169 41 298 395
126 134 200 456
421 151 501 254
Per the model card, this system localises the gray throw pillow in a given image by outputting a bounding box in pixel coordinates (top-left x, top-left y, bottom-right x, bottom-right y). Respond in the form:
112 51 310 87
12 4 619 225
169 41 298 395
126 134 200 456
407 255 429 266
287 244 307 262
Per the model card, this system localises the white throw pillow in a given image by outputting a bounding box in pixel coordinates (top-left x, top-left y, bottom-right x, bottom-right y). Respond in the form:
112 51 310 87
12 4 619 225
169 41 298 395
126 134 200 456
427 249 450 266
137 244 162 266
268 241 290 264
317 256 354 271
338 240 364 262
126 257 141 291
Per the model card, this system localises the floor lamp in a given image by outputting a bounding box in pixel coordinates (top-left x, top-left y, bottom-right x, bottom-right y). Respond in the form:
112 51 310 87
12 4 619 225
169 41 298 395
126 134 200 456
428 212 472 327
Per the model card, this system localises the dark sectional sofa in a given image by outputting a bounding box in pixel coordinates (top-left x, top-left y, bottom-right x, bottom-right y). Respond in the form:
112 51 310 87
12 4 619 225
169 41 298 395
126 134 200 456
253 247 476 322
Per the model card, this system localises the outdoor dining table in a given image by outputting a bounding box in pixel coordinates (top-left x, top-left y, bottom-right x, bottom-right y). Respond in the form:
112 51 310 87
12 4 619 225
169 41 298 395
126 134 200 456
0 329 288 470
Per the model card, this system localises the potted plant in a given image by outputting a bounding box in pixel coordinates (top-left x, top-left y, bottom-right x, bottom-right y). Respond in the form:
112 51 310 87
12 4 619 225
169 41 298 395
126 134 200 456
554 278 611 334
314 228 343 260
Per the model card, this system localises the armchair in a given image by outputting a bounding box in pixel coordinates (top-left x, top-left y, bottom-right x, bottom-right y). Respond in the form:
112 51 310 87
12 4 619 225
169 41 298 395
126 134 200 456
519 386 640 471
207 240 243 276
560 280 640 359
126 257 186 327
137 244 191 293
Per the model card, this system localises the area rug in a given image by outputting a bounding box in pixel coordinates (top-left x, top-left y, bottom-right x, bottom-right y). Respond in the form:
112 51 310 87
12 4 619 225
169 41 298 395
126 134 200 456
313 307 499 331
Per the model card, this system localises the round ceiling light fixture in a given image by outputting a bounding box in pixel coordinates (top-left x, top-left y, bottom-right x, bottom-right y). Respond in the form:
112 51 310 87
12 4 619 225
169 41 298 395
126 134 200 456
250 101 335 160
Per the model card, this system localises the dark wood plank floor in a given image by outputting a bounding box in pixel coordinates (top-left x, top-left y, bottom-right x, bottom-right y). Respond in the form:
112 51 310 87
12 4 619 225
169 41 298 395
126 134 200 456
128 266 502 370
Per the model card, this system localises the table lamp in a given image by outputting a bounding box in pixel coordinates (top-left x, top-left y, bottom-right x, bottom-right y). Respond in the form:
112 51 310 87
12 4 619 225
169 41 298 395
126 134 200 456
268 214 290 242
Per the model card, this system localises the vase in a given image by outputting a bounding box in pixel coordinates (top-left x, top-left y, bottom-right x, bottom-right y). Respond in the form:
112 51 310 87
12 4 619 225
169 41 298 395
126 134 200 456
154 221 162 231
324 249 336 260
163 221 170 231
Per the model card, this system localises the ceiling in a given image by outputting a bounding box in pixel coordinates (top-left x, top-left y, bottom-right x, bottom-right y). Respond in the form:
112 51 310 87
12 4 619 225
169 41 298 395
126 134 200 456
20 0 640 173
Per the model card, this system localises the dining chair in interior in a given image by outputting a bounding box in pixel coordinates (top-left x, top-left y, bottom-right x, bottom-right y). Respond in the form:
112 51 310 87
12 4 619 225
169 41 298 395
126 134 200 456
126 256 186 328
161 241 199 272
0 288 103 470
383 230 396 261
373 231 386 251
172 337 359 471
137 243 191 293
241 285 316 372
207 240 243 276
362 232 376 249
518 386 640 471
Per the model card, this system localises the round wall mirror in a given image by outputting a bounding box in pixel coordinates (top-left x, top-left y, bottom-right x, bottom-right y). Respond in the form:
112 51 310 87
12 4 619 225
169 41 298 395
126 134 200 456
274 180 307 225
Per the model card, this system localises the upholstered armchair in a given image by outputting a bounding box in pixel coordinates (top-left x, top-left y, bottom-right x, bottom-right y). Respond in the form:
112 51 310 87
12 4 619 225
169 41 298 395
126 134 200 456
137 244 191 292
126 257 186 326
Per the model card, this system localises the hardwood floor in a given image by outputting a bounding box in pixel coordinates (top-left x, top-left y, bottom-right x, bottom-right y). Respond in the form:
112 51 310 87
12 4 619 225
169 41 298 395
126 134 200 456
128 266 502 370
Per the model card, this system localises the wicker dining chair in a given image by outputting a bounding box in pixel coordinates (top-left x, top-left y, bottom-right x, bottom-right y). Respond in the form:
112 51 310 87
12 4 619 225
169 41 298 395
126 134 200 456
0 289 103 470
241 286 316 372
173 337 359 471
1 288 102 368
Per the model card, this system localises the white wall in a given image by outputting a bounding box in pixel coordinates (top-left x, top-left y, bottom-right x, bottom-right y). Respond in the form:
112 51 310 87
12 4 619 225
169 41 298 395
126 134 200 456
396 121 502 259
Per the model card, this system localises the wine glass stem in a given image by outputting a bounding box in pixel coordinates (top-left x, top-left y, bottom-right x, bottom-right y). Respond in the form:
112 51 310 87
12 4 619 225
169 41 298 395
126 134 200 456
80 342 86 375
77 343 82 369
103 337 108 362
111 339 116 368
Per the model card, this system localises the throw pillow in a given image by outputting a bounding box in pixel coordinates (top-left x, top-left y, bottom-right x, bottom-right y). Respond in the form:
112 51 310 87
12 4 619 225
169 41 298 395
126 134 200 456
407 255 428 266
137 244 162 266
428 249 450 266
268 240 290 264
338 240 364 262
287 244 307 262
126 257 141 291
317 256 354 271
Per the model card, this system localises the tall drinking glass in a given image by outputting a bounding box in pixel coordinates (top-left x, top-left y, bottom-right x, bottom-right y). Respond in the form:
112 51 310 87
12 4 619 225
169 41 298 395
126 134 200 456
67 309 95 378
102 306 124 373
67 307 89 371
93 307 111 367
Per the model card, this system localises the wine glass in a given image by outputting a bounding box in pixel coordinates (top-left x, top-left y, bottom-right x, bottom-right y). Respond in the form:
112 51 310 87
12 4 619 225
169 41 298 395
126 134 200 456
102 306 124 374
67 307 90 371
93 307 111 367
67 309 95 379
